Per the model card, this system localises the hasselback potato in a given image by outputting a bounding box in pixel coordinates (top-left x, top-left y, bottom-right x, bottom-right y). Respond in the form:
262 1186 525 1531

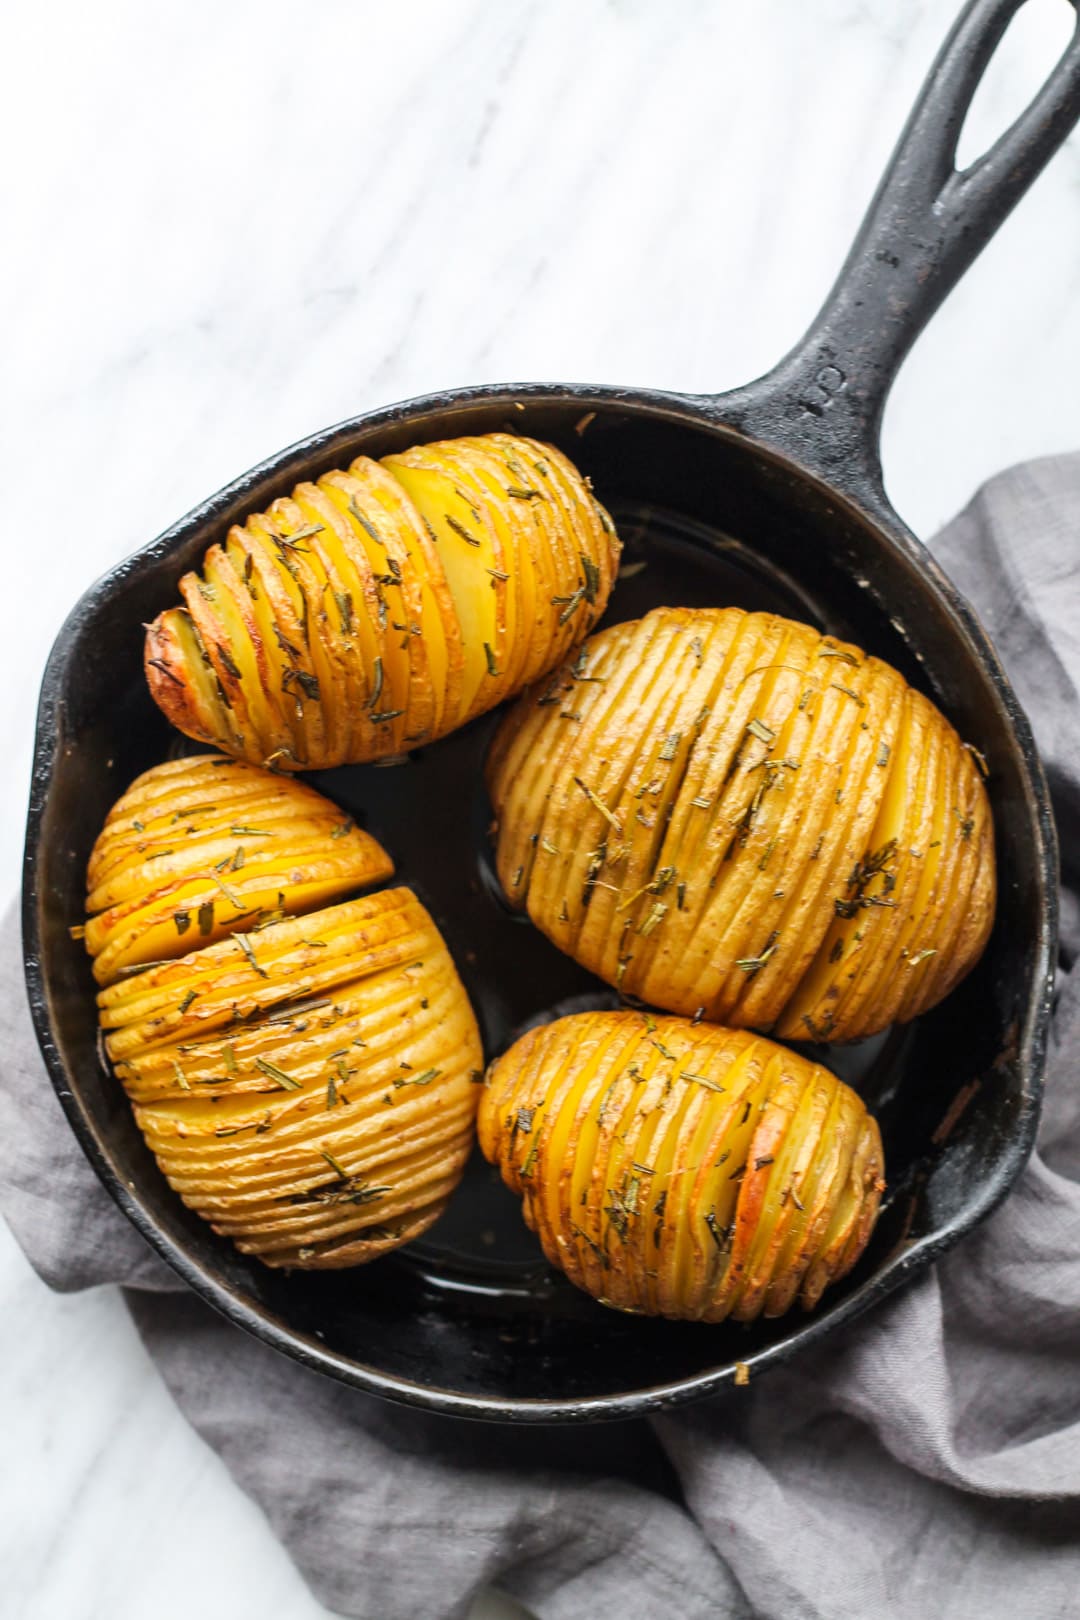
84 754 392 985
145 433 620 769
481 1011 884 1320
99 890 483 1268
487 606 995 1042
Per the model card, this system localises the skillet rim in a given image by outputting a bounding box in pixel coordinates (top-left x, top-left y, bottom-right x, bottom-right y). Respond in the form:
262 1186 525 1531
21 380 1058 1421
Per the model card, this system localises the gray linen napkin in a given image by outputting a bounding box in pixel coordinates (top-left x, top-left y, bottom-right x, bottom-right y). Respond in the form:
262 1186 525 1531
3 452 1079 1620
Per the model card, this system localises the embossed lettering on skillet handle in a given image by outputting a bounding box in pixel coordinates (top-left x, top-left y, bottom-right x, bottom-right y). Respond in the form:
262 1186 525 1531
712 0 1080 510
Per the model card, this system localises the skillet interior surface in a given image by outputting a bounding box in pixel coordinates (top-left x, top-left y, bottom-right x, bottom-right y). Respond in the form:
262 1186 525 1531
24 390 1052 1419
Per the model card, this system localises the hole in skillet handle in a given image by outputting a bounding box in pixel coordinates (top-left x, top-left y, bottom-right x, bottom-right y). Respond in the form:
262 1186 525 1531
955 0 1078 171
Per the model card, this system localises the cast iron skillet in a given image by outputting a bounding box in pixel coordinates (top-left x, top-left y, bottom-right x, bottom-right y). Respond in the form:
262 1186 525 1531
23 0 1080 1421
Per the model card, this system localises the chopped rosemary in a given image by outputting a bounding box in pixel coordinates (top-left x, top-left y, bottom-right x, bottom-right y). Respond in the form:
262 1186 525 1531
878 741 891 768
554 586 586 625
348 498 383 545
394 1067 441 1089
197 900 215 935
681 1071 724 1092
230 824 272 837
747 718 775 745
255 1056 302 1090
638 901 668 937
446 514 481 547
331 818 355 839
172 1058 190 1092
179 990 197 1015
573 776 624 838
830 682 865 707
484 642 499 677
735 940 778 973
173 909 191 935
147 656 183 687
818 646 859 666
368 656 384 712
835 838 899 917
580 554 600 604
233 932 268 977
334 590 353 635
506 485 542 500
512 1106 535 1138
658 731 681 763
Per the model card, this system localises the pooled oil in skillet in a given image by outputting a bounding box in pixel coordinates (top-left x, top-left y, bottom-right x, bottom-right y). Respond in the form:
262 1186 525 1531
308 499 917 1311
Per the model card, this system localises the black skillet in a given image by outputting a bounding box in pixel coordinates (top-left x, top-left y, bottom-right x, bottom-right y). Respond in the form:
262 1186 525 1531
23 0 1080 1421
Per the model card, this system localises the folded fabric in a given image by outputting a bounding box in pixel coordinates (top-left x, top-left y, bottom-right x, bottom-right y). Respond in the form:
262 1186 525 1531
3 452 1078 1620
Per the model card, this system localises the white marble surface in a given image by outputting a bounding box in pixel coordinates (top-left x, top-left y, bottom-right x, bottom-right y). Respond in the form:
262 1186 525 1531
3 1 1079 1614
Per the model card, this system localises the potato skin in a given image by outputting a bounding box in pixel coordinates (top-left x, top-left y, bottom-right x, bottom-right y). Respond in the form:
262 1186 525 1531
487 606 995 1042
84 754 393 986
144 434 620 770
100 890 483 1269
480 1011 884 1321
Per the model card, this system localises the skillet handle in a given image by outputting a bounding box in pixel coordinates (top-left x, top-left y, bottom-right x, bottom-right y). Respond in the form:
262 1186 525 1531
713 0 1080 506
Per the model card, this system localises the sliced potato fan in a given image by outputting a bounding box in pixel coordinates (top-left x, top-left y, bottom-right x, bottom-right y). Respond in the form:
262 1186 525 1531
83 754 392 986
145 433 620 769
99 890 483 1268
487 605 995 1042
480 1010 884 1321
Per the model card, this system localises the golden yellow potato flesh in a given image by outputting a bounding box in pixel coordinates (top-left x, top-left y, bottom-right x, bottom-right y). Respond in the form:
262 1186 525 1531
487 606 995 1043
83 754 393 986
480 1010 884 1321
145 433 620 769
99 890 483 1268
